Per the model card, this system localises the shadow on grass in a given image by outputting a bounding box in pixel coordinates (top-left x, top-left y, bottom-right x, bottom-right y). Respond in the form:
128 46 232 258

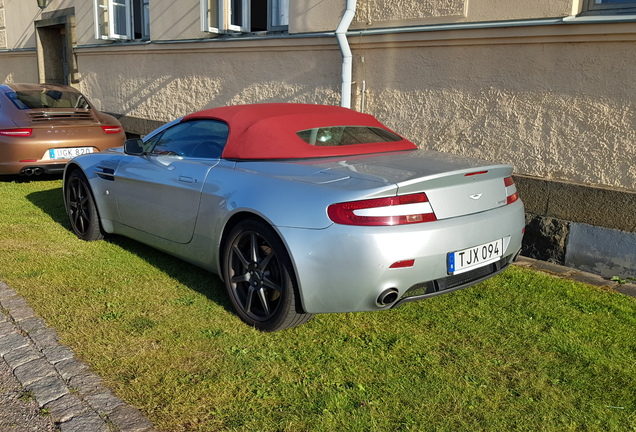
26 186 69 228
26 187 233 313
0 173 63 183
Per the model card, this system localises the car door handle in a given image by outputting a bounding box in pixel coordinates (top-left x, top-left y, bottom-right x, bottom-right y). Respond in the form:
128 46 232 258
179 176 195 183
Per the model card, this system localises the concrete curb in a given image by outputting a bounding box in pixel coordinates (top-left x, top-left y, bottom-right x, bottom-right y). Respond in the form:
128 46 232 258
513 256 636 298
0 280 157 432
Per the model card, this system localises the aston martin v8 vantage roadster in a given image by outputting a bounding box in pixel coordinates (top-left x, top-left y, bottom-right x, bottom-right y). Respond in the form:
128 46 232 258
63 103 525 331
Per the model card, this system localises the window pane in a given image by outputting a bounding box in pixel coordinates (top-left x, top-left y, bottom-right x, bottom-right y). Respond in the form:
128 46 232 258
150 120 229 158
204 0 219 32
112 0 128 36
588 0 636 11
7 90 89 110
297 127 402 147
143 0 150 37
132 0 149 39
95 0 109 39
231 0 243 27
271 0 288 28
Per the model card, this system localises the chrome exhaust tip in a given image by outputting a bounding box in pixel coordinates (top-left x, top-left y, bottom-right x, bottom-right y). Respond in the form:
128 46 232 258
377 288 399 306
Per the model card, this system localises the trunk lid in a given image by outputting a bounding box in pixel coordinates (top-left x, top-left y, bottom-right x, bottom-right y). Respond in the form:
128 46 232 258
316 149 514 219
237 149 516 220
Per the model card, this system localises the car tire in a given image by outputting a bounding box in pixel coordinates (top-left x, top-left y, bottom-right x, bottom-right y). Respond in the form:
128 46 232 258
65 170 104 241
223 219 313 332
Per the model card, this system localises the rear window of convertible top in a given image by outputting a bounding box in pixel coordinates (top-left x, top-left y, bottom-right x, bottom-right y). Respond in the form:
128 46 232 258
296 126 402 147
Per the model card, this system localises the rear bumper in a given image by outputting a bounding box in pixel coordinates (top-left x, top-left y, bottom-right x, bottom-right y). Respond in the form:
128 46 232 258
0 161 66 176
392 253 517 307
278 200 526 314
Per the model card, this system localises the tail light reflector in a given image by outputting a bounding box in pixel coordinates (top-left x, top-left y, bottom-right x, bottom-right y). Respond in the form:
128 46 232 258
328 193 437 226
504 176 519 205
0 128 32 137
390 259 415 269
101 125 123 134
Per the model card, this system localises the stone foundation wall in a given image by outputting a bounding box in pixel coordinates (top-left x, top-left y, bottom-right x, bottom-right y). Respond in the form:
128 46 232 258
515 175 636 278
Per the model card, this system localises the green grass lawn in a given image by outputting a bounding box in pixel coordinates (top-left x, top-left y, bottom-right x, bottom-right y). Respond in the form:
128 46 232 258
1 178 635 431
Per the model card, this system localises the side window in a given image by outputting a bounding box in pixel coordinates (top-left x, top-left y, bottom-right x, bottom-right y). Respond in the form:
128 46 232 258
147 120 229 159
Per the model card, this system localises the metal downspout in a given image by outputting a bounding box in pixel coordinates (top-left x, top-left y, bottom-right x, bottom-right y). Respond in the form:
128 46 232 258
335 0 357 108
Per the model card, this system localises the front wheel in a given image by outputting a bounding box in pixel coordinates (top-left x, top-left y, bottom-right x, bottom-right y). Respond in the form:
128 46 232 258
223 220 313 332
65 170 104 241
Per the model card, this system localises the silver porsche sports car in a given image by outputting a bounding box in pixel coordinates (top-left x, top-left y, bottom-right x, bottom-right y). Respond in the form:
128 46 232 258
63 103 525 331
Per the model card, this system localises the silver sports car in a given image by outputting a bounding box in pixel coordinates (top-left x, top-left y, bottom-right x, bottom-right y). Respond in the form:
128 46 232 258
63 103 525 331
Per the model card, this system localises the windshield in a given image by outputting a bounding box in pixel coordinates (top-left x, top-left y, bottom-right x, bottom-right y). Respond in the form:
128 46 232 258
5 90 90 110
297 126 402 147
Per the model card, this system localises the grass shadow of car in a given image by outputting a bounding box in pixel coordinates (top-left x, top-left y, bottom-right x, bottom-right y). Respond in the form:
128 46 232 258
0 174 64 184
26 187 233 313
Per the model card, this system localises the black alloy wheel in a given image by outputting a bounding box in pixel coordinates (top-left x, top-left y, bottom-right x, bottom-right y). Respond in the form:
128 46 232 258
223 219 313 332
65 170 104 241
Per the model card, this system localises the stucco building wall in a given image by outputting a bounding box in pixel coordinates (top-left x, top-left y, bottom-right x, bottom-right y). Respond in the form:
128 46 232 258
0 51 37 83
74 39 343 123
352 31 636 191
291 0 575 33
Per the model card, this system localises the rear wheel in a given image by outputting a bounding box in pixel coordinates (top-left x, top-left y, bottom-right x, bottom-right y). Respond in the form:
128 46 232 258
223 219 313 332
65 170 104 241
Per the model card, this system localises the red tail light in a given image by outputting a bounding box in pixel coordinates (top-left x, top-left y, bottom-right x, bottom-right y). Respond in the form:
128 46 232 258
504 176 519 204
0 128 32 137
328 193 437 226
101 126 123 134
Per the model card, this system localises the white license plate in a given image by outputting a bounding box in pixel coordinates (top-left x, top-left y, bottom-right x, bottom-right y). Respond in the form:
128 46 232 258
49 147 94 160
448 238 504 275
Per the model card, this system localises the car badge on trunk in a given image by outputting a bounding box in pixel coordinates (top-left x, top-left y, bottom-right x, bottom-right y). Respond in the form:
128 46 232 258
469 193 483 200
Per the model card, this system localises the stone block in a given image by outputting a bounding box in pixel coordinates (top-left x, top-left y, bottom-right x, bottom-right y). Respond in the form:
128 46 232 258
3 344 40 370
58 411 110 432
13 357 57 386
25 375 70 407
44 393 89 424
0 332 29 356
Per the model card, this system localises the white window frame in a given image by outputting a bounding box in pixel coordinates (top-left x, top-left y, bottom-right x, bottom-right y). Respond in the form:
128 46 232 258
200 0 220 33
201 0 249 33
94 0 150 41
94 0 132 40
201 0 288 34
223 0 250 33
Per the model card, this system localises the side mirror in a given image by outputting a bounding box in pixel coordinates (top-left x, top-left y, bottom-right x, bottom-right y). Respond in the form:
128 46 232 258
124 138 144 155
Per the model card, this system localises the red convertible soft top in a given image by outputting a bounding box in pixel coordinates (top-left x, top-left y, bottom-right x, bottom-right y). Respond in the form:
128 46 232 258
182 103 417 160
